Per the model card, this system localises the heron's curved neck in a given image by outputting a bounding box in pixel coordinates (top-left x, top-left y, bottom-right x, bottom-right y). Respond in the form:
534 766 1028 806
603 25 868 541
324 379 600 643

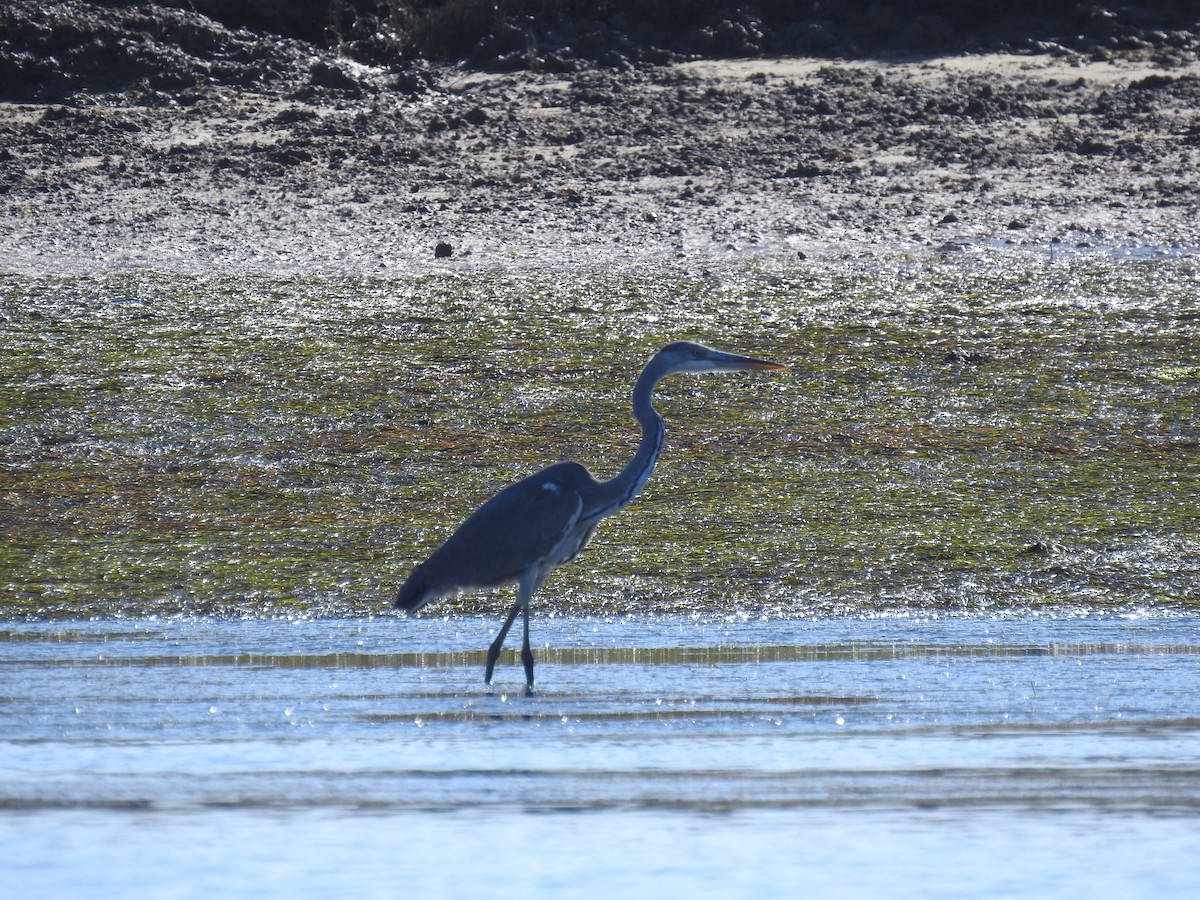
593 358 669 518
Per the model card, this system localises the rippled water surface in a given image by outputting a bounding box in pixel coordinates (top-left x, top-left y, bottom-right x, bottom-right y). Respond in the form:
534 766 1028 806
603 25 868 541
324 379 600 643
4 615 1200 897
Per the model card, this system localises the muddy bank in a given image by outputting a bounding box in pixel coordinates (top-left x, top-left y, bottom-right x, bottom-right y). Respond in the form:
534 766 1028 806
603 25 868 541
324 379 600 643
1 4 1199 274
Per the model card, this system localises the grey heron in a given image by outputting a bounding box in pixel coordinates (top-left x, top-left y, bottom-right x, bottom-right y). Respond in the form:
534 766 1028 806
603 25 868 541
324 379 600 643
394 340 785 690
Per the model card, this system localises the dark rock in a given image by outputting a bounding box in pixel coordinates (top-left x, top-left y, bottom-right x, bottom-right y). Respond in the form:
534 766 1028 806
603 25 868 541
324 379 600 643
1076 136 1113 155
434 241 453 258
783 163 831 178
944 348 986 365
1130 74 1177 90
309 61 359 93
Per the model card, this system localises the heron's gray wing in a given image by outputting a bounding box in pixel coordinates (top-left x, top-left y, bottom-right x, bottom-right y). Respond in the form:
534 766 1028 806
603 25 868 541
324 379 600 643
421 462 588 593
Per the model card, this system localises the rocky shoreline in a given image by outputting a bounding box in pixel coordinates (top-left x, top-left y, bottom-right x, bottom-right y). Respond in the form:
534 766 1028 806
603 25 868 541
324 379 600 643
2 2 1199 275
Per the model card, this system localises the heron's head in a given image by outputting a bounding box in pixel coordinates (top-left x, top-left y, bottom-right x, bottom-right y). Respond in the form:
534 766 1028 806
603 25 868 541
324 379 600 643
656 341 787 375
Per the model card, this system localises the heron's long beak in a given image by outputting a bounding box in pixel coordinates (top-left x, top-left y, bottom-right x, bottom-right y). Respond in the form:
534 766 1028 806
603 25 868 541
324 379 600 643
713 350 788 371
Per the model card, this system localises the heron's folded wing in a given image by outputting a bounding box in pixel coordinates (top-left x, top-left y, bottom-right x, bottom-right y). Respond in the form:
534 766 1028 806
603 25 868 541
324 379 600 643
423 466 587 591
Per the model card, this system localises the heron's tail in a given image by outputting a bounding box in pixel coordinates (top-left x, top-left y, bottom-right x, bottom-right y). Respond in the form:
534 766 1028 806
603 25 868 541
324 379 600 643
394 565 433 613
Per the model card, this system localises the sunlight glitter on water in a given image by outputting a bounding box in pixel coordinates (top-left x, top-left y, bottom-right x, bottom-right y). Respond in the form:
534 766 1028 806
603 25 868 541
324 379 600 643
4 615 1200 807
3 615 1200 897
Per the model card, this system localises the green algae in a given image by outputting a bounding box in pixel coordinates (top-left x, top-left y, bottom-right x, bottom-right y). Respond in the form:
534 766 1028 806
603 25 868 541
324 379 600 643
1 258 1197 618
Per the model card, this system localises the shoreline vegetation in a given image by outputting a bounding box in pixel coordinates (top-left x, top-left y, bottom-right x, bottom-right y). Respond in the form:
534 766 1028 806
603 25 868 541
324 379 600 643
3 264 1197 619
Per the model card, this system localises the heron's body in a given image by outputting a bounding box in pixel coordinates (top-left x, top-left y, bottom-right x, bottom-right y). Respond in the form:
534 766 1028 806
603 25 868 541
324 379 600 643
394 341 784 690
395 460 599 609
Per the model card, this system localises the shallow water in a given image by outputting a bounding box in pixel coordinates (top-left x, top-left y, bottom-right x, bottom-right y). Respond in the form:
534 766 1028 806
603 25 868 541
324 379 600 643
3 615 1200 897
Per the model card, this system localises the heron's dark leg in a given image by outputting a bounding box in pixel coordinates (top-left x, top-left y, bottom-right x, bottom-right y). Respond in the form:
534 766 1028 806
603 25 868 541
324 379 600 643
485 570 537 686
485 597 522 684
520 598 535 693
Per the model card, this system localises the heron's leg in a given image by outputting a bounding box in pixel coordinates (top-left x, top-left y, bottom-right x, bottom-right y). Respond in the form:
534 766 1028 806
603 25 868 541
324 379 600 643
485 570 537 686
485 597 522 685
521 598 535 693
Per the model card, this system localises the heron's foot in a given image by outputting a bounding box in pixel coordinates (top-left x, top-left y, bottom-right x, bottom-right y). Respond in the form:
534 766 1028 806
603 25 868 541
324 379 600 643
485 635 506 684
521 647 535 692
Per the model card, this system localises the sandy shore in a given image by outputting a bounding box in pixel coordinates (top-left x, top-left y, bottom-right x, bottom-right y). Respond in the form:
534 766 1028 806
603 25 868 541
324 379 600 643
2 52 1198 276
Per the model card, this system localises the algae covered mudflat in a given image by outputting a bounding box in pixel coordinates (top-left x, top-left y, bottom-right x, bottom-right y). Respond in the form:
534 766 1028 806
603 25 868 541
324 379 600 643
1 257 1197 617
